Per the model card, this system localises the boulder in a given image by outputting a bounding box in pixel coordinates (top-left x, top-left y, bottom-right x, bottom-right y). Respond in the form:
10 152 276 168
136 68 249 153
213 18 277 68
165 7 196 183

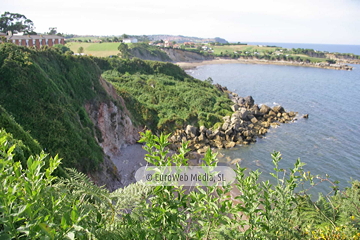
235 97 245 105
231 104 240 112
259 104 271 114
243 130 252 137
282 113 290 121
199 126 207 134
185 125 199 138
225 141 236 149
303 114 309 119
225 128 233 136
214 140 224 148
261 121 270 128
288 111 297 117
259 128 268 135
244 96 255 107
250 116 258 124
198 133 208 143
197 146 210 154
222 116 230 122
238 108 250 120
273 105 285 113
268 110 276 117
249 104 263 118
221 121 231 131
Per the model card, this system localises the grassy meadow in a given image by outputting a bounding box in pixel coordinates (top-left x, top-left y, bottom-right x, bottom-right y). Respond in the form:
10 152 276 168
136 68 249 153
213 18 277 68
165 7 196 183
212 45 279 55
65 41 329 63
211 45 328 62
66 42 121 57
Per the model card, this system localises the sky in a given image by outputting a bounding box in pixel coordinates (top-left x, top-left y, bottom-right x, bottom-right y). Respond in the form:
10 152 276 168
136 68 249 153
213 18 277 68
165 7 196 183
2 0 360 45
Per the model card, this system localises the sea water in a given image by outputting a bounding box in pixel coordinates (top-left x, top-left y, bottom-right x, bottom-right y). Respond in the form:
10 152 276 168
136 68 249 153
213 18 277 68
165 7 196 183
186 48 360 194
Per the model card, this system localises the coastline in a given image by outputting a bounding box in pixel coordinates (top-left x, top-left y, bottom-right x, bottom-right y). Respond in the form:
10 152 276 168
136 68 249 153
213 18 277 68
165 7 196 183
175 58 354 71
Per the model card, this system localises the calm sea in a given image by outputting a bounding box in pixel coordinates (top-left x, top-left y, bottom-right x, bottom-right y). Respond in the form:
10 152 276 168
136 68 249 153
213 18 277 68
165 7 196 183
186 44 360 194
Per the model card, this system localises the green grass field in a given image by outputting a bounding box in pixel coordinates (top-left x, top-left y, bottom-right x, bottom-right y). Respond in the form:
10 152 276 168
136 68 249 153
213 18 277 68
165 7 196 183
66 42 121 57
212 45 279 55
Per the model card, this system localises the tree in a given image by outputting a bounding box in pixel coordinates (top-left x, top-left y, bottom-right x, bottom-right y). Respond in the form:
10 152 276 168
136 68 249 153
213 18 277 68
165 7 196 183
54 44 72 54
0 11 36 35
118 43 131 59
77 46 84 54
326 59 336 64
121 33 129 39
48 27 57 35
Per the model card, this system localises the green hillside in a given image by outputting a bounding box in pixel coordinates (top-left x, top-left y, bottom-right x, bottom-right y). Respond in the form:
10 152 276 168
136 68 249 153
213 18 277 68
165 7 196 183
66 42 120 57
1 44 359 240
0 105 42 164
97 57 233 132
0 44 233 171
0 43 107 172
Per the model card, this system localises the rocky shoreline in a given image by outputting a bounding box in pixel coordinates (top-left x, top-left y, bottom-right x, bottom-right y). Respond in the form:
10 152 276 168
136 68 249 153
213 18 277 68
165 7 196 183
169 84 301 154
176 58 353 71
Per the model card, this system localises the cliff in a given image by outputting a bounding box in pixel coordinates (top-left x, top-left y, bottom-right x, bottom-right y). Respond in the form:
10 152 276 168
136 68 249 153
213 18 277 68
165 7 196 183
326 53 360 64
85 78 142 190
128 43 172 62
0 44 141 190
128 45 214 63
162 48 214 62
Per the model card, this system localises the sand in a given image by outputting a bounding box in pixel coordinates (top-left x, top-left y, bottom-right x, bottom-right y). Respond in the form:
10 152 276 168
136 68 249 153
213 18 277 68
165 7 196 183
111 143 148 186
175 58 352 70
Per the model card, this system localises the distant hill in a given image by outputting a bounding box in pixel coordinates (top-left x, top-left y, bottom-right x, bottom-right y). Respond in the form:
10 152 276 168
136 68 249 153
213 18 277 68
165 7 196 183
147 35 228 44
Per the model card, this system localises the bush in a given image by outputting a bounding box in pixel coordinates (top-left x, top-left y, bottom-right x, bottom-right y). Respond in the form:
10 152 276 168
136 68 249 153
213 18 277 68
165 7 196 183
1 130 359 239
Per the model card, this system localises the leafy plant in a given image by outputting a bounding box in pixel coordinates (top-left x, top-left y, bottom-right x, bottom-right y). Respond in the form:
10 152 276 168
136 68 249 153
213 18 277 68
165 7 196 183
1 129 359 239
0 129 151 239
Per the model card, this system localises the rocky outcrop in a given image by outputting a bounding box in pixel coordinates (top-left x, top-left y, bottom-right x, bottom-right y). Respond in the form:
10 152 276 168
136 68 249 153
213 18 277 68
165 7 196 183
129 48 172 62
224 57 354 71
162 48 214 62
169 85 297 153
85 77 143 190
326 53 360 64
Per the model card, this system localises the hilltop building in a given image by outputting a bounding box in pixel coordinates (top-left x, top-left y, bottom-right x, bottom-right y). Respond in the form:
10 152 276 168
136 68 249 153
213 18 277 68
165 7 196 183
0 32 65 48
123 38 138 43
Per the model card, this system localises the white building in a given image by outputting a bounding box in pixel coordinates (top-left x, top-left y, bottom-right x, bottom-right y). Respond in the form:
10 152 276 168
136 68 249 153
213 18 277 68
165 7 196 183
123 38 138 43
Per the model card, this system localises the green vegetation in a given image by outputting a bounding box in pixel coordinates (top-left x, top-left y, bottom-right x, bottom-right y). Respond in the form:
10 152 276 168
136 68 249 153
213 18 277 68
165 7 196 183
209 45 360 63
128 43 172 62
1 129 359 239
65 42 120 57
0 11 36 35
0 106 42 165
212 45 278 55
77 46 84 54
99 57 233 132
1 42 359 239
0 44 234 173
0 43 109 172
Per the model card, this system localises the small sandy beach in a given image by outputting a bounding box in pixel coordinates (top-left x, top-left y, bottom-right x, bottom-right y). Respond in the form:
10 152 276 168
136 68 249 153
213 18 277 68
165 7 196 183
175 58 353 70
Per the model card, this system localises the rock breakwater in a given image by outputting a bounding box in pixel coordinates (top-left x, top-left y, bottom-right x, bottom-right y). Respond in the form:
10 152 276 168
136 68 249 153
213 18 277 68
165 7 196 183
169 84 298 153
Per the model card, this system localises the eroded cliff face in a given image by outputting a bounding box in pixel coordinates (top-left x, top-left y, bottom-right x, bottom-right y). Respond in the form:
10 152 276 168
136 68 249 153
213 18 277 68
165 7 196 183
326 53 360 64
85 77 143 191
162 49 214 62
129 48 172 62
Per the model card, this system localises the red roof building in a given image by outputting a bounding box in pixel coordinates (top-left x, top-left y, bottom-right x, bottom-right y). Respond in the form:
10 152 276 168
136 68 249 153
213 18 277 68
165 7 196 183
1 32 65 48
